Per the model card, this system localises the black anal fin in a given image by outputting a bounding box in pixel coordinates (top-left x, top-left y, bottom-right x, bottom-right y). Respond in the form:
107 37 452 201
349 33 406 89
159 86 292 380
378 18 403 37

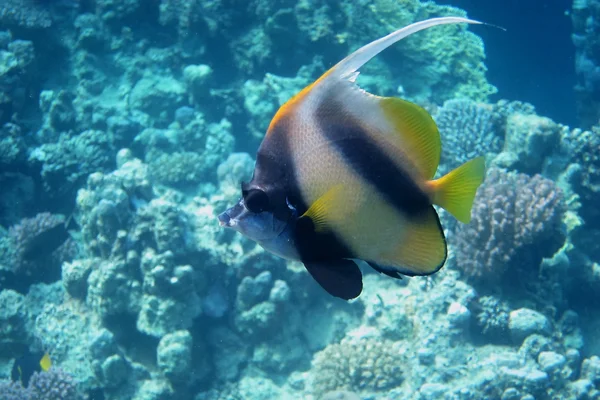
304 260 363 300
367 261 404 279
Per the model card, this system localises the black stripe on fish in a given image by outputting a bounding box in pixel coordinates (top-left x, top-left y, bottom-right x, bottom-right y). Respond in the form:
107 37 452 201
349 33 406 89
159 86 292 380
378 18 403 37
294 214 355 263
250 115 305 221
294 215 362 299
316 106 430 216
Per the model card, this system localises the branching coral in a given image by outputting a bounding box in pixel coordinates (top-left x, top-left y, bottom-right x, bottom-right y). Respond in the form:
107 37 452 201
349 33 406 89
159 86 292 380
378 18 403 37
28 369 83 400
475 295 510 337
434 99 504 175
452 168 566 283
0 369 82 400
0 380 29 400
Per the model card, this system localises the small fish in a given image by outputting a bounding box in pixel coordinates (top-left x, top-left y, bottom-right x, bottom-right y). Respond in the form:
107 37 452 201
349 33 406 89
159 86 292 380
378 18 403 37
20 215 75 262
40 352 52 371
11 351 51 386
219 17 486 300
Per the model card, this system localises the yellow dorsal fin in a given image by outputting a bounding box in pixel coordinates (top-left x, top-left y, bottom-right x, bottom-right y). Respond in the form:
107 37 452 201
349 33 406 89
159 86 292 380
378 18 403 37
266 69 334 136
40 352 52 371
381 207 447 275
379 97 442 179
301 184 346 233
429 156 486 223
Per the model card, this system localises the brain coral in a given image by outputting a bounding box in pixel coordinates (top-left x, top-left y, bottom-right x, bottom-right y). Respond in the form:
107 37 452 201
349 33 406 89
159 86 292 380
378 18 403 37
452 168 566 284
310 337 406 395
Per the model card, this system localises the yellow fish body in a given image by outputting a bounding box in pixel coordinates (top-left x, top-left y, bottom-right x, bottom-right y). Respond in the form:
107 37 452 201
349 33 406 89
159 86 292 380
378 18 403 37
219 17 486 300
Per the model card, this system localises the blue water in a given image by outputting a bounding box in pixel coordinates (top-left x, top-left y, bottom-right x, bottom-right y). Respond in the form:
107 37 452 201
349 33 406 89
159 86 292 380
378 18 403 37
0 1 599 400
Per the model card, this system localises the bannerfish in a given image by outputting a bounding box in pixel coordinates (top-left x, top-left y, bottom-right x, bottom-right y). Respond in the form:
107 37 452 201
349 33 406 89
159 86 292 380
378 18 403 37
11 351 52 386
20 214 77 262
219 17 486 300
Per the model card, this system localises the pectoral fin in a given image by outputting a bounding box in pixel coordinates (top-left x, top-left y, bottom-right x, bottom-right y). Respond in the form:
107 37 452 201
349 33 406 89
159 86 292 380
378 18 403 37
301 184 347 233
304 259 363 300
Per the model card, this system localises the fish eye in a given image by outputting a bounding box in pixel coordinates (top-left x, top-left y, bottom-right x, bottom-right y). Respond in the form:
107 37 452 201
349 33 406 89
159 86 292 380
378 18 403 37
244 189 269 213
241 181 250 195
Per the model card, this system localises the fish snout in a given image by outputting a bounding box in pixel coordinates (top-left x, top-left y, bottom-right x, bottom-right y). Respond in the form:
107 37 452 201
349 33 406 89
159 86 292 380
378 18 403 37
218 199 247 228
218 211 232 227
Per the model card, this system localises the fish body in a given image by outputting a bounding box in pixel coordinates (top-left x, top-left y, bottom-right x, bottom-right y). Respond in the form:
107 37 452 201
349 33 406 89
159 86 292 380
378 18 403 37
21 221 70 261
11 351 51 386
219 17 487 300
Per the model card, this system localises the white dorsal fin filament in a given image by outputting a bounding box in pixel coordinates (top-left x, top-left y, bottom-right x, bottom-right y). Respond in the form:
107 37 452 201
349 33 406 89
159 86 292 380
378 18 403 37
333 17 483 81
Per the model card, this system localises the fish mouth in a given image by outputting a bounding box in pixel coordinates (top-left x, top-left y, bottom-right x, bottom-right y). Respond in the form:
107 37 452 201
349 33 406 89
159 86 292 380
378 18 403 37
218 211 233 227
218 199 246 228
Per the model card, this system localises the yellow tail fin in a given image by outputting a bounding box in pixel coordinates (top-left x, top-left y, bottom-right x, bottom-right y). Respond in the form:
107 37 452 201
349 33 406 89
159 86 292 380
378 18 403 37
429 157 486 223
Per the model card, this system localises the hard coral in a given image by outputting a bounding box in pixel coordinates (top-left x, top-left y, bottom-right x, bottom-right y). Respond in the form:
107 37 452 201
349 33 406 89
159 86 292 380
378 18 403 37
0 379 29 400
0 289 29 353
311 337 406 395
339 0 496 103
572 1 600 128
29 130 115 199
0 212 75 283
452 168 566 284
0 39 37 125
475 295 510 337
0 369 82 400
0 0 52 29
76 157 152 258
434 99 504 175
28 369 82 400
563 125 600 222
137 114 235 189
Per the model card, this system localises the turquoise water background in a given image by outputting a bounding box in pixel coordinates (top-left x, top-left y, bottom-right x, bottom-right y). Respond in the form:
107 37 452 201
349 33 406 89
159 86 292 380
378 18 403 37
0 1 599 399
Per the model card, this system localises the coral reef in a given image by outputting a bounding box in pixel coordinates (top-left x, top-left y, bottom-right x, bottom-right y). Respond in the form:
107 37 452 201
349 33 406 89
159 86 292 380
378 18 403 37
0 0 52 29
562 125 600 223
0 289 29 355
571 0 600 128
474 295 511 338
0 1 599 400
135 113 235 188
433 98 504 175
310 337 406 395
0 368 82 400
497 111 565 175
452 168 567 287
0 35 36 126
28 368 83 400
0 213 76 289
29 130 116 199
0 380 28 400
